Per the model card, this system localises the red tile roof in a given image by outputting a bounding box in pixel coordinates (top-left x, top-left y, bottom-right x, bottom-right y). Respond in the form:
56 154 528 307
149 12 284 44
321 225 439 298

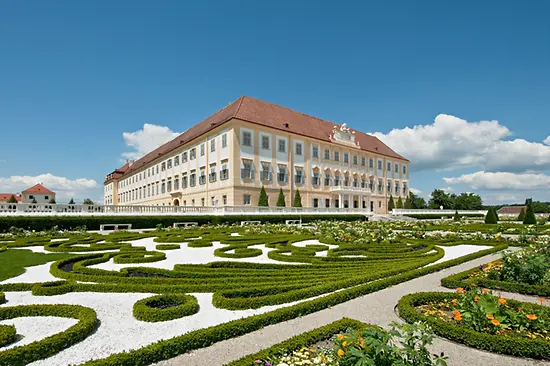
118 96 408 178
0 194 23 202
104 162 131 183
497 206 527 215
22 183 55 195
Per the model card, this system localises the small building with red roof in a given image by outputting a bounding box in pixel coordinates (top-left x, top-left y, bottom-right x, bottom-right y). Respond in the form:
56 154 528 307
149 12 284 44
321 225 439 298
0 193 23 203
20 184 56 203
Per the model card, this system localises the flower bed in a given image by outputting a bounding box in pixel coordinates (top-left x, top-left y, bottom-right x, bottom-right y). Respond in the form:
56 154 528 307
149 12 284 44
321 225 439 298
442 243 550 296
398 290 550 359
133 294 199 322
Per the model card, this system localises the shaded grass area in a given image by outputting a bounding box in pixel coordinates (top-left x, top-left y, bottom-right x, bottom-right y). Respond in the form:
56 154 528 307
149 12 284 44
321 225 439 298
0 249 75 281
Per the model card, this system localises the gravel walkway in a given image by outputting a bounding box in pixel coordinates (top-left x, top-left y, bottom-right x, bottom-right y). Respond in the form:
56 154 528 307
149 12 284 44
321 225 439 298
155 252 550 366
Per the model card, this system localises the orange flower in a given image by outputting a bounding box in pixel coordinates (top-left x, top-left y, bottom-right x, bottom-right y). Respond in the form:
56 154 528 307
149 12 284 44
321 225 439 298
519 307 523 311
452 310 461 316
337 349 344 357
337 334 344 340
474 296 480 303
456 288 465 293
454 314 463 321
498 298 507 305
491 319 500 326
471 283 477 287
527 314 538 321
482 288 489 293
451 299 457 304
539 298 545 304
358 337 364 348
486 314 494 320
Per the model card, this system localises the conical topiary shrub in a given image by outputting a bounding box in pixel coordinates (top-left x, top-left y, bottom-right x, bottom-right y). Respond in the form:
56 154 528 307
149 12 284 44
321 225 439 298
293 189 302 208
276 188 286 207
484 207 498 224
258 186 269 207
523 204 537 225
396 197 403 209
388 195 395 211
454 210 461 221
517 207 525 222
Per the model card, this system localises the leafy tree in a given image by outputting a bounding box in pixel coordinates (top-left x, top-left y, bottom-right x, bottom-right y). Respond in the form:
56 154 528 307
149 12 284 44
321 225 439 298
258 186 269 207
31 197 37 204
7 195 17 203
387 195 395 211
396 196 403 209
83 198 94 205
453 192 483 210
523 203 537 225
408 192 427 209
68 198 75 204
484 207 498 224
517 208 525 221
48 198 56 204
428 189 453 209
276 188 286 207
453 210 461 221
292 189 302 208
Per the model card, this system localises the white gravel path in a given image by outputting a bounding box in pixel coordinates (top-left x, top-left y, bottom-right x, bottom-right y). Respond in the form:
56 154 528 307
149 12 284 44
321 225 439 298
0 316 77 350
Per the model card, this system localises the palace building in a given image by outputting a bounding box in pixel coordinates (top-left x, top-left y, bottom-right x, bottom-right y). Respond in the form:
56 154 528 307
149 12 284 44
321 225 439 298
104 96 409 214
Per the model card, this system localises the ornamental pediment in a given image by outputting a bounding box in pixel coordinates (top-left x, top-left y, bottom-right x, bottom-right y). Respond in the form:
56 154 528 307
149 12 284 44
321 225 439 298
329 123 361 148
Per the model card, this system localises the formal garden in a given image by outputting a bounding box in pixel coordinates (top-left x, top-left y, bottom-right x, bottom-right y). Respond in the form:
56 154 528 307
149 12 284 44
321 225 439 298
0 216 549 365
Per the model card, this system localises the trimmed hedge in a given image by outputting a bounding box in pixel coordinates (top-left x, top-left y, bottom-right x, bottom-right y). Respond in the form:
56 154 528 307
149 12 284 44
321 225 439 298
0 304 98 366
0 292 5 304
224 317 366 366
441 265 550 296
397 292 550 359
155 244 180 251
0 324 17 347
405 213 484 219
72 245 507 365
0 214 365 232
133 294 199 322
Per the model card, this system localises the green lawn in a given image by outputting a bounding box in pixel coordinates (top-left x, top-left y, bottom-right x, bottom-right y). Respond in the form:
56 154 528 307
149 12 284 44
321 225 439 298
0 249 75 281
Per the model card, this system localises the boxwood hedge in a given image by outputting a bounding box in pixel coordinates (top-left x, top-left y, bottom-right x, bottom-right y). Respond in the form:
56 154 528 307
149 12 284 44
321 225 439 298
0 324 17 348
133 294 199 322
155 244 180 251
0 214 365 232
397 292 550 359
0 304 98 366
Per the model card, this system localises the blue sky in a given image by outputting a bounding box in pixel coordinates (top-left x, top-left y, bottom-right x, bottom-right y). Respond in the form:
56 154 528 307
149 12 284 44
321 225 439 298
1 0 549 204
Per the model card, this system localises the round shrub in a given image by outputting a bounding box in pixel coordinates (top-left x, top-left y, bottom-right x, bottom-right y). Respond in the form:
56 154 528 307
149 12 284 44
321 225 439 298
155 244 181 251
133 294 199 322
0 324 17 347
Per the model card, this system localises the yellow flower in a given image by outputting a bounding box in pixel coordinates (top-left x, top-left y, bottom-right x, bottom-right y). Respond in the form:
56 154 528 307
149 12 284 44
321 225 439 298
342 341 347 348
337 334 343 340
337 349 344 357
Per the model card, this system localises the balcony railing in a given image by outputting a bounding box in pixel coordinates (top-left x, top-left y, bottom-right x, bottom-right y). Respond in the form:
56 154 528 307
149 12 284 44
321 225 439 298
329 185 374 194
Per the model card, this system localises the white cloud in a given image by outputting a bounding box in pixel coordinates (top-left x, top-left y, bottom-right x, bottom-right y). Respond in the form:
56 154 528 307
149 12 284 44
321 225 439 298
0 173 98 202
372 114 550 172
409 188 422 195
544 136 550 145
122 124 180 161
443 171 550 190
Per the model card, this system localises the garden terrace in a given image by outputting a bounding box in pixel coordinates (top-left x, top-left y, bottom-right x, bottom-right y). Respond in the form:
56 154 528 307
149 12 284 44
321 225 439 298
0 222 516 365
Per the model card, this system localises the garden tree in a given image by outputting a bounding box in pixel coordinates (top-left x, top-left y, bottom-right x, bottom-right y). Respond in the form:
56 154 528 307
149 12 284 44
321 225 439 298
484 207 498 224
68 198 75 204
48 198 56 204
523 203 537 225
7 195 17 203
453 192 483 210
396 196 403 209
517 208 525 221
31 198 37 203
531 201 550 213
404 196 413 209
258 186 269 207
453 210 461 221
387 195 395 211
428 189 454 209
408 192 427 209
276 188 286 207
292 189 302 208
83 198 94 205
